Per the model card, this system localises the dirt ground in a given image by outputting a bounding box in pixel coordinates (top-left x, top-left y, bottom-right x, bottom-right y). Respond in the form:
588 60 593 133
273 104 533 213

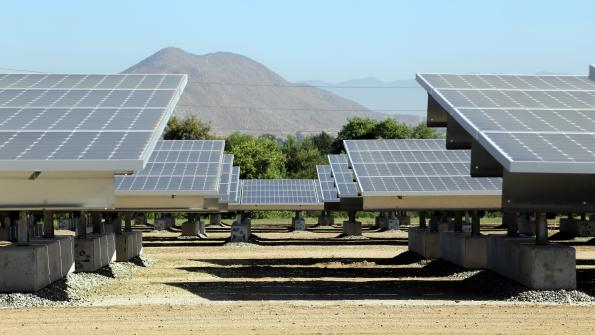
1 224 595 334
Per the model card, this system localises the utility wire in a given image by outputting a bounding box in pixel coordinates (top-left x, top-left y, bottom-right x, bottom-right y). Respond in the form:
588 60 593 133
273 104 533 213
176 104 425 113
0 67 49 74
186 80 422 89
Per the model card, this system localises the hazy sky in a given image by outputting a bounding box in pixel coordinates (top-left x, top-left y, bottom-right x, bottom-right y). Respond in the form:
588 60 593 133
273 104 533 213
1 0 594 82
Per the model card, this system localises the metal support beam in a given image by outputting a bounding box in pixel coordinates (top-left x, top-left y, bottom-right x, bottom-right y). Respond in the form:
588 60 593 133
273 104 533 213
75 211 88 239
429 212 439 232
503 211 518 237
454 211 463 232
114 213 123 234
124 212 132 232
419 211 427 229
535 212 548 245
348 211 356 222
17 211 29 246
471 211 480 236
43 210 54 238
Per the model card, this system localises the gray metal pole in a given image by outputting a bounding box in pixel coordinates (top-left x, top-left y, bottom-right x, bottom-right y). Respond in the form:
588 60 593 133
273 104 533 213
503 211 518 237
17 211 29 246
535 212 548 245
454 211 463 232
419 211 427 229
43 210 54 238
124 212 132 232
471 211 480 236
75 212 87 239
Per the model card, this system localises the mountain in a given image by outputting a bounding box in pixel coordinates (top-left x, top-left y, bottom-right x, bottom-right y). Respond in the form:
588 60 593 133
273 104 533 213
301 77 426 125
123 47 413 136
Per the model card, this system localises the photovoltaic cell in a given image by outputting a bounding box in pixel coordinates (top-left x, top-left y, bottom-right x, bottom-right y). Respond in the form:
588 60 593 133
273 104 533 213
416 72 595 173
228 166 241 204
0 73 187 171
344 139 501 195
328 154 359 197
239 179 321 205
316 165 339 202
218 154 234 203
115 140 224 195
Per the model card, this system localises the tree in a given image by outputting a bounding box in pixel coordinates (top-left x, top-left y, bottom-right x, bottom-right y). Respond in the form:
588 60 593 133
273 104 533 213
282 136 323 179
332 117 378 152
412 122 441 139
309 131 335 155
163 116 213 140
225 132 254 152
229 137 286 179
374 118 412 139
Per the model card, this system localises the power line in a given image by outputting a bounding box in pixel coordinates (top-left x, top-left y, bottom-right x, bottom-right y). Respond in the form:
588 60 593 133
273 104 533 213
186 80 422 89
0 67 48 74
176 104 425 113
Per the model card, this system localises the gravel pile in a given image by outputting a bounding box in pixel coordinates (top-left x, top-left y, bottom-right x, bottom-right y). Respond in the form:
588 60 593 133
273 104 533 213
508 289 595 304
0 255 154 309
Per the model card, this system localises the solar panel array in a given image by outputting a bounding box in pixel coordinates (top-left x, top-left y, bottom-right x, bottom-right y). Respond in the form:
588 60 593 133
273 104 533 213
0 73 186 171
115 140 224 195
344 139 501 195
316 165 339 202
239 179 322 205
416 72 595 173
328 154 359 197
218 154 234 203
228 166 241 204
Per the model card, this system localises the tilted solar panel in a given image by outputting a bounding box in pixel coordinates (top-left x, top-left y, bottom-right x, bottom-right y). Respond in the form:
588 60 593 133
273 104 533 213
228 166 240 204
0 73 187 171
344 139 501 196
416 72 595 173
115 140 224 195
239 179 321 205
316 165 339 202
328 154 359 197
218 154 234 203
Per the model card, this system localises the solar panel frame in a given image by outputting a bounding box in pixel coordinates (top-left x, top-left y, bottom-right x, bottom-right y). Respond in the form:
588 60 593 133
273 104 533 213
238 179 322 205
416 72 595 173
228 166 241 204
115 140 224 196
0 73 187 171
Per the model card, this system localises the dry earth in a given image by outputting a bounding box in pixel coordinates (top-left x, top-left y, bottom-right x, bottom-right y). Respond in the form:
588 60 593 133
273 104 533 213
1 224 595 334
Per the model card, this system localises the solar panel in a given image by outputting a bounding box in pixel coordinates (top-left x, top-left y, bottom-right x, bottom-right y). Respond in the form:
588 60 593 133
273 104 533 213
115 140 224 195
417 72 595 173
239 179 321 205
344 139 501 196
328 154 359 197
218 154 234 203
316 165 339 202
0 73 186 171
228 166 241 204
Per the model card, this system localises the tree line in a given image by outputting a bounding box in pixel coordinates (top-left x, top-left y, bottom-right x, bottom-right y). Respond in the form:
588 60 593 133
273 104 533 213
164 116 440 179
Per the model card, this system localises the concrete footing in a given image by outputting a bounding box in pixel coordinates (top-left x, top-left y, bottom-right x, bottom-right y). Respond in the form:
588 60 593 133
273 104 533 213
209 214 222 226
399 215 411 226
116 231 143 261
342 220 362 236
181 221 200 237
316 215 335 226
0 236 75 292
154 217 173 231
560 218 595 237
439 232 487 269
291 217 306 231
486 235 576 290
408 227 440 259
378 215 399 230
74 233 116 272
231 217 252 242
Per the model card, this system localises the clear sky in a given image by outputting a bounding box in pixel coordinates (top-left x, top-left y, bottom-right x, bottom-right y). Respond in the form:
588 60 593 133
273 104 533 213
1 0 594 82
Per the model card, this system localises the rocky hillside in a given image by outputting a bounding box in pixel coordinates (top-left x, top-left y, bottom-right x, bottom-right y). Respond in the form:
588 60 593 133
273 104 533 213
123 48 404 136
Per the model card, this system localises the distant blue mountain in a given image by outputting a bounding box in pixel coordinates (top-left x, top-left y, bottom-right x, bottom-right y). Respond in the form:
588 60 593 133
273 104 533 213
301 77 426 122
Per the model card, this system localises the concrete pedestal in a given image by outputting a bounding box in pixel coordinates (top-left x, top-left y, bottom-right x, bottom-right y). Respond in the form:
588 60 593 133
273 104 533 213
231 218 252 242
342 220 362 236
181 221 200 236
209 214 222 226
316 215 335 226
116 231 143 261
0 236 75 292
198 220 207 238
291 217 306 231
439 232 487 269
486 235 576 290
399 216 411 226
378 216 399 231
559 218 595 237
74 233 116 272
408 227 440 259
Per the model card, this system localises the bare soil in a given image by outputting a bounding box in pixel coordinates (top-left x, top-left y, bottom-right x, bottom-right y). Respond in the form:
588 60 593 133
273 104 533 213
1 224 594 334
